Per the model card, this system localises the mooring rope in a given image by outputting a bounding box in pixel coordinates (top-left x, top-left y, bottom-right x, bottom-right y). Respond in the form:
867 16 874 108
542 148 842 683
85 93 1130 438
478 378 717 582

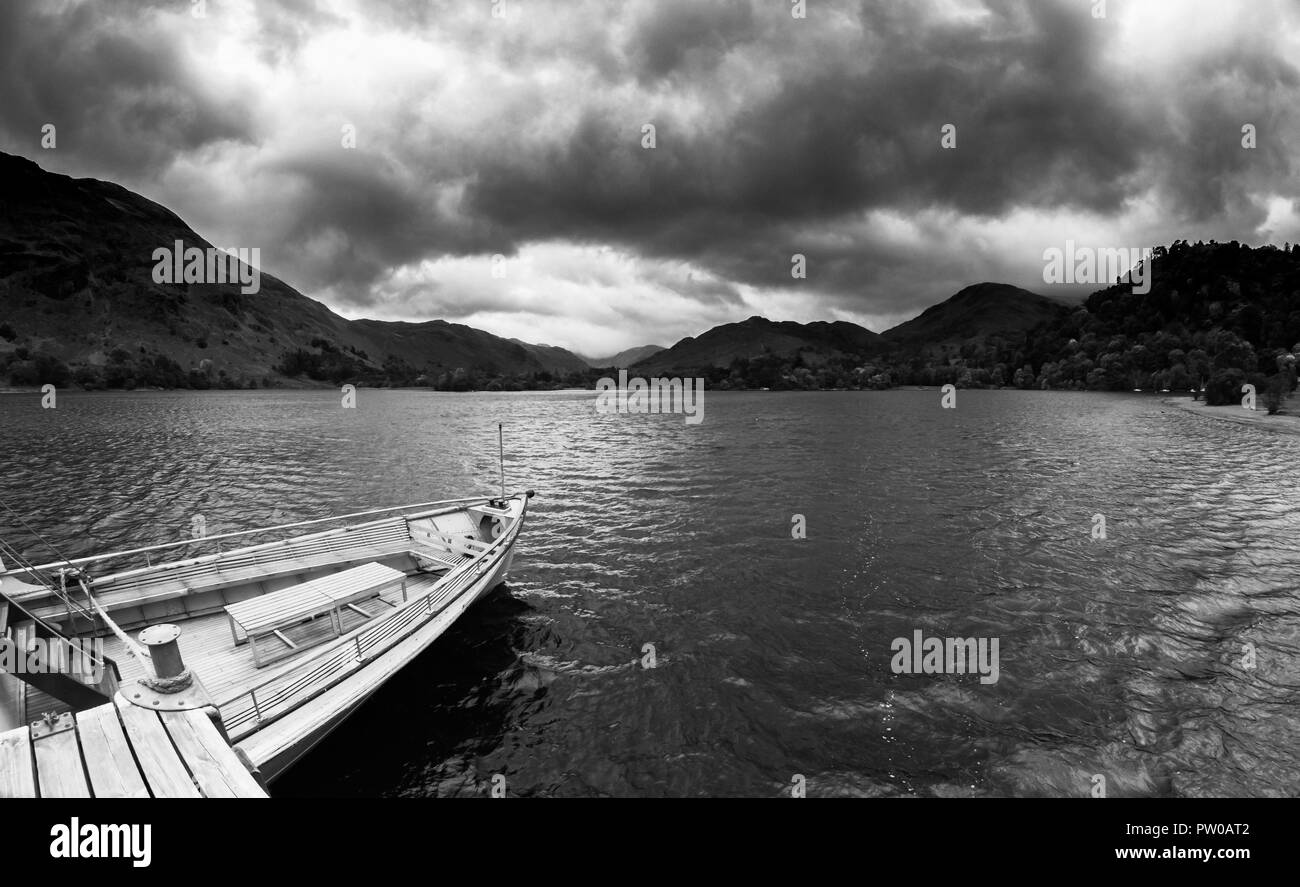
80 578 154 676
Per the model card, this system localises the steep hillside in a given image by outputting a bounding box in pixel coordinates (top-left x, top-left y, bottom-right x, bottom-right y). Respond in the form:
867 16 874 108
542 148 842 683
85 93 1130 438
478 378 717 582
1016 240 1300 397
634 317 880 374
883 282 1066 346
0 151 563 388
509 340 591 374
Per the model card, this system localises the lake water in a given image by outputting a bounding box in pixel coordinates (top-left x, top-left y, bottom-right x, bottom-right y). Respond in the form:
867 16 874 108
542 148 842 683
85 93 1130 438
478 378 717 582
1 388 1297 797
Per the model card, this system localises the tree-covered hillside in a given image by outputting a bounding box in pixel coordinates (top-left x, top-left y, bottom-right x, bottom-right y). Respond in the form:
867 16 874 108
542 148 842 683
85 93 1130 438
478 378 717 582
694 242 1299 409
1012 240 1300 408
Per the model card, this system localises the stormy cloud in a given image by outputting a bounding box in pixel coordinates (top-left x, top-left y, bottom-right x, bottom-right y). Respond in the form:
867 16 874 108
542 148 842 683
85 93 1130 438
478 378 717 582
1 0 1297 353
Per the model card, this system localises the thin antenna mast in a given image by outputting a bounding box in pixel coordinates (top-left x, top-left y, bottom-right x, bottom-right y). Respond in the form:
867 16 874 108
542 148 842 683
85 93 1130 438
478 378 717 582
498 423 506 501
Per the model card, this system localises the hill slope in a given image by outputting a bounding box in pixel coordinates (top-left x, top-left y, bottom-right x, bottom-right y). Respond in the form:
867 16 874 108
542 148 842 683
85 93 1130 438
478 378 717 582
634 317 880 374
509 340 591 374
0 151 565 388
1017 240 1300 395
584 344 666 368
882 282 1066 346
857 242 1300 394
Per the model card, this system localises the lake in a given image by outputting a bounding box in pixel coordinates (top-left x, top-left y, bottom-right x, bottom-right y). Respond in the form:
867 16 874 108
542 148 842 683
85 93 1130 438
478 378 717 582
1 388 1296 797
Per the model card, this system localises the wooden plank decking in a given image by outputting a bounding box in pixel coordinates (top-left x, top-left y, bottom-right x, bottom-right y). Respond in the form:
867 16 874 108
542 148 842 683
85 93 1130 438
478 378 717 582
0 696 267 798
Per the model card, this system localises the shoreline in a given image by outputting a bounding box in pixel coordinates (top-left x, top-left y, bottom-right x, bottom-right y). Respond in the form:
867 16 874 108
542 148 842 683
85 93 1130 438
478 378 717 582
1163 395 1300 436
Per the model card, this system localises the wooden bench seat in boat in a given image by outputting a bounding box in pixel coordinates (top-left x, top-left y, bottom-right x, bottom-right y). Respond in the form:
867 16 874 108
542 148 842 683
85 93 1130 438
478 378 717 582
418 533 489 557
404 523 489 571
408 541 468 572
224 562 407 667
24 518 413 624
407 531 489 568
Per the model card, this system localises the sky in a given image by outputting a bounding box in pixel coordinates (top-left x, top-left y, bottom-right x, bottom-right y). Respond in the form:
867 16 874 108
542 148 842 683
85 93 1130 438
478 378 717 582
2 0 1299 356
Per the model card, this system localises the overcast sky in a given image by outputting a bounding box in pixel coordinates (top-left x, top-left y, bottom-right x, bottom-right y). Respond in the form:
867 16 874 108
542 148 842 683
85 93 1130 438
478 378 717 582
2 0 1298 355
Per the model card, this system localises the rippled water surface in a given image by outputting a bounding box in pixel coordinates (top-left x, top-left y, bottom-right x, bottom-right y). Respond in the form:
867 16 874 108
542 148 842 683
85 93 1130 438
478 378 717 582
2 389 1298 797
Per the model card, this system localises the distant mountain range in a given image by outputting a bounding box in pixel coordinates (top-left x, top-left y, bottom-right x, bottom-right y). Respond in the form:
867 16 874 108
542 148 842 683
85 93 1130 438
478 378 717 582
633 317 884 374
628 286 1062 375
624 245 1298 400
509 340 591 374
7 150 1288 396
507 342 671 372
583 345 667 369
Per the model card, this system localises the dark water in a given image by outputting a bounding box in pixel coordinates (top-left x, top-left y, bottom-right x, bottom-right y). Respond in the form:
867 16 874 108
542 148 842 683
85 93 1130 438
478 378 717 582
2 389 1298 797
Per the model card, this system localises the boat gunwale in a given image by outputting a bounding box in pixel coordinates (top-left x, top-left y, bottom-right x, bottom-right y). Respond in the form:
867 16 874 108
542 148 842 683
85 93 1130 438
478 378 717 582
6 496 497 589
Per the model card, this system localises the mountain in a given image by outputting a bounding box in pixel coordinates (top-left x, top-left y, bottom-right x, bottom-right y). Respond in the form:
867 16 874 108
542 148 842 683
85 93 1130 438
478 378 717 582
349 320 544 376
0 151 569 388
882 282 1066 347
583 344 666 368
509 340 590 374
633 316 881 374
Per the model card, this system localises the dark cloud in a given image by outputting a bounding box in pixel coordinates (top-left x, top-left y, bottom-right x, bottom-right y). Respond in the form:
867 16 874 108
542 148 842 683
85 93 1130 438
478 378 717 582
454 0 1300 310
0 0 1297 347
625 0 759 83
265 149 495 295
0 0 255 178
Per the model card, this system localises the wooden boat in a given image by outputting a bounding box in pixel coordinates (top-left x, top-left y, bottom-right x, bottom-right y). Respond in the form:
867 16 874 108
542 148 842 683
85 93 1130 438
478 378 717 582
0 491 533 784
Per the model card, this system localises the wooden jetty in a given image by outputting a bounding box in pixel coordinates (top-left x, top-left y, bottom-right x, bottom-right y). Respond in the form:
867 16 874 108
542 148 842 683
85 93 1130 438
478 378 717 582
0 695 267 798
